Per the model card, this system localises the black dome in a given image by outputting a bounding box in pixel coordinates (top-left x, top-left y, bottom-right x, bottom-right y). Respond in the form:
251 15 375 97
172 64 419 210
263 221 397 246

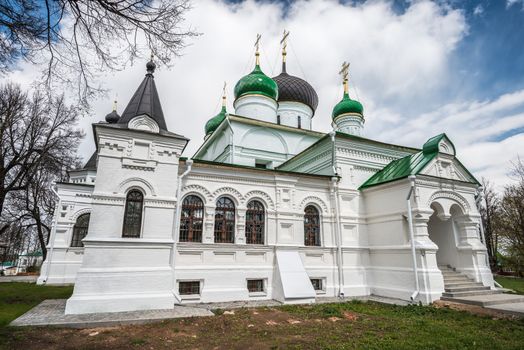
273 64 318 113
105 110 120 123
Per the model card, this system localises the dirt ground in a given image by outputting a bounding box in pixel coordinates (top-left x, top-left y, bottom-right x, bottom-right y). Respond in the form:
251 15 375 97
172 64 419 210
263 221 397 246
2 301 523 350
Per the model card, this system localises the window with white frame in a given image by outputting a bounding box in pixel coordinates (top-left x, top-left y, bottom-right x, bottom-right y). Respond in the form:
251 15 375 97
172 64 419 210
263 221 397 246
247 279 265 294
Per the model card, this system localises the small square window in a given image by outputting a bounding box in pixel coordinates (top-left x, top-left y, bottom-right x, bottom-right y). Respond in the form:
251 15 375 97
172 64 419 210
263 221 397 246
247 279 264 293
179 281 200 295
310 278 323 291
255 162 267 169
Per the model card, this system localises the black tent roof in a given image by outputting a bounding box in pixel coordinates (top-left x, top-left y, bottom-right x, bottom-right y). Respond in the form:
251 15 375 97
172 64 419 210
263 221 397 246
117 60 168 131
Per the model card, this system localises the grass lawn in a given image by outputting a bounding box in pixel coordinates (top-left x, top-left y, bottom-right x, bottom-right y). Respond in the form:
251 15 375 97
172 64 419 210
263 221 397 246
0 282 73 327
1 283 523 349
495 276 524 294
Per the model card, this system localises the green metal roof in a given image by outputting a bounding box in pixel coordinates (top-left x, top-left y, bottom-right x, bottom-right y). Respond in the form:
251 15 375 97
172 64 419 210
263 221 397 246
359 151 435 189
359 133 477 189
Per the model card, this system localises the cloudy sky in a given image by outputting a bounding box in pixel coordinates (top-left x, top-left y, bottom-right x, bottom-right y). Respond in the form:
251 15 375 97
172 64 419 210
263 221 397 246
10 0 524 189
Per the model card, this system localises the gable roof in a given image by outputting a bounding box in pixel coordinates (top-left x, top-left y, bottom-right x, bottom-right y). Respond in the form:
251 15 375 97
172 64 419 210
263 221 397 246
118 62 168 131
359 133 478 189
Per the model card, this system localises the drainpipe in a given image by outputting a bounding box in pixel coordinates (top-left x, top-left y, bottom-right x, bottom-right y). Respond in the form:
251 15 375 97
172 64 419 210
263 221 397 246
331 177 345 298
171 159 193 303
329 131 344 298
41 185 60 284
406 175 420 302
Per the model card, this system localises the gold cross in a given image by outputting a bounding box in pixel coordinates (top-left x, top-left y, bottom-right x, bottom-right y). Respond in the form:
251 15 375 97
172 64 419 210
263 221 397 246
280 30 290 51
222 81 227 106
339 61 350 81
254 34 262 52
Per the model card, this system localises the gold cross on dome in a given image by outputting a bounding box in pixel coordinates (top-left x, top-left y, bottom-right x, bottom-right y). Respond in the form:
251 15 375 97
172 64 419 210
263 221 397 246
254 34 262 52
222 81 227 106
339 61 350 82
280 30 290 51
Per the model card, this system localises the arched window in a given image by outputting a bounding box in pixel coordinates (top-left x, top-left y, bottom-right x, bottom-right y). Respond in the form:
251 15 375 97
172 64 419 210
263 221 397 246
71 213 90 247
214 197 235 243
298 115 302 129
304 205 320 246
122 190 144 238
180 195 204 242
245 200 265 244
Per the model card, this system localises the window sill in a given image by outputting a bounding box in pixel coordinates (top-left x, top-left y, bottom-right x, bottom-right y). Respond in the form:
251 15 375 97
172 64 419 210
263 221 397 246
180 294 201 300
248 292 267 297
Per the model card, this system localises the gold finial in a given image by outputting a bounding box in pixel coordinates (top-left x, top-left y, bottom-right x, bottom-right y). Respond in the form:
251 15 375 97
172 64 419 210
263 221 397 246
112 97 118 112
150 51 154 61
280 30 290 63
222 81 227 107
339 61 350 94
254 34 262 66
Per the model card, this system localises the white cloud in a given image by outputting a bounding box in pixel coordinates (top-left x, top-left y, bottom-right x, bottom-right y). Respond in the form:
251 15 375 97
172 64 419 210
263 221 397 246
6 0 523 188
507 0 524 10
473 4 484 16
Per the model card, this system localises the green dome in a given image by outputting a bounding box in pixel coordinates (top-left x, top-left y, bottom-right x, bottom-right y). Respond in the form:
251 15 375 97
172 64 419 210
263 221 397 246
234 65 278 100
332 92 364 120
205 106 227 135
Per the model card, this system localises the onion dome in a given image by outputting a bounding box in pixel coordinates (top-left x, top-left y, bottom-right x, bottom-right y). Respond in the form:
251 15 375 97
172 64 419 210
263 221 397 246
105 100 120 123
332 92 364 120
234 64 278 100
205 105 227 135
273 61 318 112
205 88 229 135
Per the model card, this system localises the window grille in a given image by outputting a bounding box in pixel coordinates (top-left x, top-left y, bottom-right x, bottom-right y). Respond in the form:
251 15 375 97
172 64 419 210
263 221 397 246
310 278 323 291
245 200 265 244
304 205 320 246
214 197 235 243
179 281 200 295
71 213 90 247
180 195 204 242
122 190 144 238
247 279 264 293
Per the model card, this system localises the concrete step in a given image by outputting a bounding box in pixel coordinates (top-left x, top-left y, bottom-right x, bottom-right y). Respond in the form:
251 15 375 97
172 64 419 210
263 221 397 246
442 289 502 298
443 277 474 283
441 293 524 307
444 282 484 288
445 286 491 293
441 270 462 275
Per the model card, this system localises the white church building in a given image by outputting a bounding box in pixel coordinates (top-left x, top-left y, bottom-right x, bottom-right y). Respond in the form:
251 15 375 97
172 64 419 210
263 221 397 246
38 39 494 315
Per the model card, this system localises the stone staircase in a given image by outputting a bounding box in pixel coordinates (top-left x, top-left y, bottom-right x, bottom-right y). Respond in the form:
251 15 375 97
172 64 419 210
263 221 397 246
439 265 501 299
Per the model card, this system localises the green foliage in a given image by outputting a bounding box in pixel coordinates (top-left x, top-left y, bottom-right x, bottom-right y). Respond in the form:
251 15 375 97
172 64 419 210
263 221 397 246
0 282 73 327
496 276 524 294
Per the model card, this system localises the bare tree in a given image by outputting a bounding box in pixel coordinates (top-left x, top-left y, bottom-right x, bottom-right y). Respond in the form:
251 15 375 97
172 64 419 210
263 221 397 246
0 0 196 106
479 178 501 270
0 83 82 238
498 159 524 276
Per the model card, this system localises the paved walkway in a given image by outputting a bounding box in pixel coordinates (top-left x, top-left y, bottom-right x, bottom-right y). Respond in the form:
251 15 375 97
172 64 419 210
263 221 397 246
10 299 214 328
10 295 409 328
0 275 38 283
442 292 524 317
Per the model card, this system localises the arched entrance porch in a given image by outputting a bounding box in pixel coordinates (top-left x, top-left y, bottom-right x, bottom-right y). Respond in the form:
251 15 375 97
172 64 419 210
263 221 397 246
427 202 463 270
